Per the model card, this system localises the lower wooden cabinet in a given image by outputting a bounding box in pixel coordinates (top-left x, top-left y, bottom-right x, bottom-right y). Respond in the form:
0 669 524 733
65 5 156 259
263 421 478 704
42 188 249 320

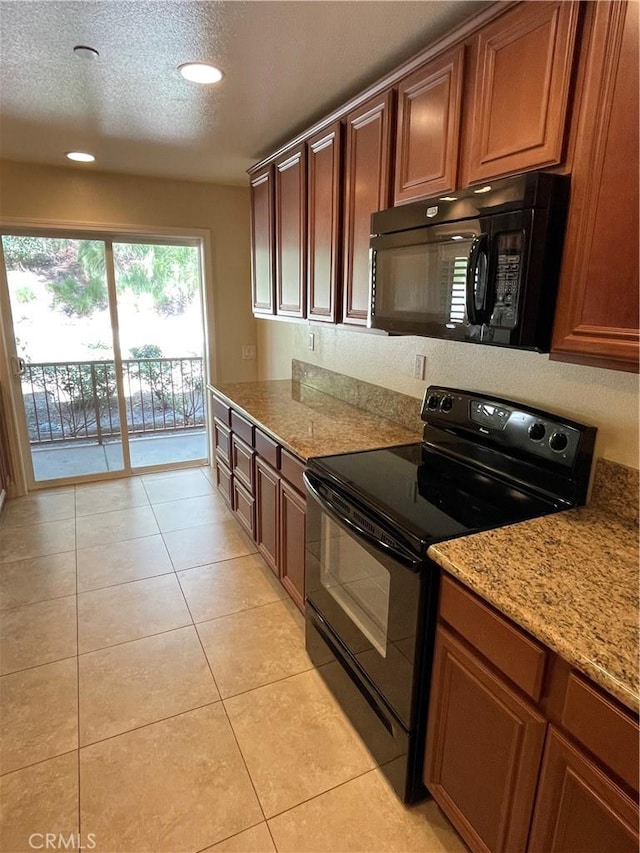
232 477 255 539
211 393 308 612
425 625 546 853
255 455 280 576
279 480 306 611
215 459 233 509
425 576 640 853
528 728 639 853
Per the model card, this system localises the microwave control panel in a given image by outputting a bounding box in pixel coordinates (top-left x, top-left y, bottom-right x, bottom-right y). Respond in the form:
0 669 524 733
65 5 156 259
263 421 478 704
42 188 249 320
490 232 523 329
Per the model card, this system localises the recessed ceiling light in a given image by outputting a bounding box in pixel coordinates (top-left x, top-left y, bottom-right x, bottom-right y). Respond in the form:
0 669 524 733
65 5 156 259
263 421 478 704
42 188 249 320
440 196 458 201
66 151 95 163
178 62 224 84
73 45 100 59
474 185 492 194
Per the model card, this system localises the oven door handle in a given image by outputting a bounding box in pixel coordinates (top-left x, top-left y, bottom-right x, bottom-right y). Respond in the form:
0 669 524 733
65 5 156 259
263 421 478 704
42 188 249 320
303 472 422 570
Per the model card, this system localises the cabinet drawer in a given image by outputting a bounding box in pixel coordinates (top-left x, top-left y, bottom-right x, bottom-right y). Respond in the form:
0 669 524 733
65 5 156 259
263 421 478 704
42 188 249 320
215 459 233 509
439 576 547 702
213 418 232 466
233 478 255 539
231 410 255 446
280 449 306 494
562 672 639 792
211 395 231 426
231 434 255 493
255 429 280 469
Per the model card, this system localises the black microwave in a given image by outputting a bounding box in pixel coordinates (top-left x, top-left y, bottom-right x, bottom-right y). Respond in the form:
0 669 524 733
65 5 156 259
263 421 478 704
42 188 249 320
369 172 569 350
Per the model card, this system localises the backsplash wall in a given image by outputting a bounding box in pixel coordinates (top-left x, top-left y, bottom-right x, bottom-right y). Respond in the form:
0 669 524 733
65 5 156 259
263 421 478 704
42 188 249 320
256 321 640 468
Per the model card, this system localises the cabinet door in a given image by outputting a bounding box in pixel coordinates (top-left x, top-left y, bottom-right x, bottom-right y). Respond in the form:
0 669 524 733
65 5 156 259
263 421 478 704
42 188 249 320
255 455 280 576
215 459 233 509
250 166 275 315
528 727 639 853
213 418 231 467
551 0 639 372
275 145 306 318
279 480 306 612
232 477 256 540
342 91 394 326
307 122 342 323
425 625 546 853
394 46 464 204
464 1 580 183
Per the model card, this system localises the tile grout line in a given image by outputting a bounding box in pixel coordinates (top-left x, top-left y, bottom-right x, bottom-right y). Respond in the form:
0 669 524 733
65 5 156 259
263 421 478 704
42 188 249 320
174 567 274 839
78 698 223 751
143 477 179 579
265 764 380 822
0 747 80 780
192 820 271 853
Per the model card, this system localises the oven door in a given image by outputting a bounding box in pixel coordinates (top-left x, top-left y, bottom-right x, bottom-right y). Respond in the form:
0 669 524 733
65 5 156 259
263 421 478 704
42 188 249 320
304 470 430 729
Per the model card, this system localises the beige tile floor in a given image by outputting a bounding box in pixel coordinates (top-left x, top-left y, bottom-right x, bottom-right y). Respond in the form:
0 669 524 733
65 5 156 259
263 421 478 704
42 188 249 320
0 467 467 853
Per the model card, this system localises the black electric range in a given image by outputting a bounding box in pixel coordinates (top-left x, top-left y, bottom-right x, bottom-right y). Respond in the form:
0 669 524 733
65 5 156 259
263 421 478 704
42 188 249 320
304 386 596 802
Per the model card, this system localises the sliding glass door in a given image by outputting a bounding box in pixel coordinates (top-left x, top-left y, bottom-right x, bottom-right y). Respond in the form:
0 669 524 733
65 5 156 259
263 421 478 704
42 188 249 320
0 232 208 487
113 242 207 469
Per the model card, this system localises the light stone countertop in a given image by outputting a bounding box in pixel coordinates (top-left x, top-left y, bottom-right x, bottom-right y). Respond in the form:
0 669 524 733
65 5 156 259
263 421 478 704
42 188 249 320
428 507 639 713
210 380 423 461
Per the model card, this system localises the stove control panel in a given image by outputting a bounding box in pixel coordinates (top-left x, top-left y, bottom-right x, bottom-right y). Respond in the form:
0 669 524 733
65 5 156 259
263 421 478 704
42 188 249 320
421 387 593 468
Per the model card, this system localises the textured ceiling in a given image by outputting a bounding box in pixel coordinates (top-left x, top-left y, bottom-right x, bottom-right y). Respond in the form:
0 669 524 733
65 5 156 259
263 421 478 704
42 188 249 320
0 0 489 185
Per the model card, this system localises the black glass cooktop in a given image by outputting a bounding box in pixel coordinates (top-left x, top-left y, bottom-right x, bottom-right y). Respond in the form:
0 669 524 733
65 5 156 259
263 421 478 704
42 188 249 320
309 443 559 554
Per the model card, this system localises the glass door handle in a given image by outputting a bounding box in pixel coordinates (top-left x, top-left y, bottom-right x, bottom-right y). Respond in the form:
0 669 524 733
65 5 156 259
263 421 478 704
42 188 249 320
11 356 25 376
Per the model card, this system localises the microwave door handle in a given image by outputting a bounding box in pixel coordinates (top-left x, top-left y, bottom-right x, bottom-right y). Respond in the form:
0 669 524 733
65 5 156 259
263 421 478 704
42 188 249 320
303 472 421 569
466 233 489 325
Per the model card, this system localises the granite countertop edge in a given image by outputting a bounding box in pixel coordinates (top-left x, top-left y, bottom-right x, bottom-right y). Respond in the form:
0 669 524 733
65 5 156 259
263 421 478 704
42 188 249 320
208 380 423 461
428 512 640 714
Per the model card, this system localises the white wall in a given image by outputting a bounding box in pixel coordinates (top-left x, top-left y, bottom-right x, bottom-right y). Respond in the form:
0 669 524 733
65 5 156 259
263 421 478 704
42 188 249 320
257 320 640 468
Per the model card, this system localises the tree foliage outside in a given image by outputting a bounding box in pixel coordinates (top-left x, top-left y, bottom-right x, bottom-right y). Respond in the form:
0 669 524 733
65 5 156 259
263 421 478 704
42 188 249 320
1 236 200 318
126 345 204 426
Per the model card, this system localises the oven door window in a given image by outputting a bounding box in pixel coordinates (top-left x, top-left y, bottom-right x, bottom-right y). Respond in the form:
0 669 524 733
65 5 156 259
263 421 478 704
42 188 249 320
305 494 423 728
320 514 391 658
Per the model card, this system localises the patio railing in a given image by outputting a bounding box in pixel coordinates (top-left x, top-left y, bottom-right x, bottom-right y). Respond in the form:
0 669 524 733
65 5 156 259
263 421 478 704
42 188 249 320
21 357 205 445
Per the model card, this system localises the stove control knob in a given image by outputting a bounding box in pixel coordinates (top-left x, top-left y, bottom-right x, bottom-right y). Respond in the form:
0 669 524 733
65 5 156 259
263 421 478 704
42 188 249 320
549 431 569 452
528 422 546 442
426 393 440 411
440 395 453 412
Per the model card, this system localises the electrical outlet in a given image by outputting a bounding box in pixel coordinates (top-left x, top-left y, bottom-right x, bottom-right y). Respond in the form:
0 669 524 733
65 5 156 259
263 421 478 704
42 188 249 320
414 354 426 380
242 345 256 360
308 332 315 352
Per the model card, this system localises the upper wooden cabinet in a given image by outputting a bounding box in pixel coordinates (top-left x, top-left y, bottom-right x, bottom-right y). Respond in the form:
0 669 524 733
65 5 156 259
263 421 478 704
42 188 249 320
275 144 306 318
342 91 394 326
551 0 639 372
394 46 464 204
307 122 342 323
463 1 580 184
250 166 275 315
